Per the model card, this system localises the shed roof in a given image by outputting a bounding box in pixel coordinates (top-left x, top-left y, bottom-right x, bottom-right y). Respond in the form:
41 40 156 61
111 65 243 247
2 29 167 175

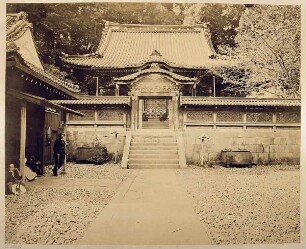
51 96 131 106
180 97 301 107
7 89 84 116
62 23 217 69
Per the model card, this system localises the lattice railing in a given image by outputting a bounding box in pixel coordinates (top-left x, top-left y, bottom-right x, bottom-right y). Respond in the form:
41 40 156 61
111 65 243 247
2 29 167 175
97 109 124 121
69 110 95 121
186 111 213 122
247 112 273 123
216 111 243 122
276 112 300 123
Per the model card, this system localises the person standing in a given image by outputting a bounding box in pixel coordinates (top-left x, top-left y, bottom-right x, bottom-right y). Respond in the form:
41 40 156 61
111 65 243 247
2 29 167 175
53 133 66 176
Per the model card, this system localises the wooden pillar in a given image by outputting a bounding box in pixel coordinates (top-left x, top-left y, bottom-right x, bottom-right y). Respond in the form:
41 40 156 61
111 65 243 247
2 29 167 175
272 111 277 132
243 112 247 131
94 107 98 133
20 101 26 183
213 111 217 130
62 112 68 174
172 95 179 130
139 99 143 129
123 108 127 128
178 104 184 130
183 106 187 130
131 95 138 130
168 98 173 129
115 84 119 96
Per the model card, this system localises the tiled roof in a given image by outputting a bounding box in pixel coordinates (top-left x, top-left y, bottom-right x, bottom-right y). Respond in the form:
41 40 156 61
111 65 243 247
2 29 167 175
7 12 44 70
8 88 83 116
6 12 80 93
114 63 197 83
51 96 131 106
20 61 80 93
62 23 217 69
180 97 301 107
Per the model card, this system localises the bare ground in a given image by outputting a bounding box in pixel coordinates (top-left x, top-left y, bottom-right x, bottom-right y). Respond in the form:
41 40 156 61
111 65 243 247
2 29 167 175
5 163 132 245
5 163 300 245
177 165 300 245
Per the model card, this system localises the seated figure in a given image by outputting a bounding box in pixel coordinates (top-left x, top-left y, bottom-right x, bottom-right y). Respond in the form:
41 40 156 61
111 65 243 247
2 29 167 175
159 112 168 121
142 112 149 121
7 163 22 194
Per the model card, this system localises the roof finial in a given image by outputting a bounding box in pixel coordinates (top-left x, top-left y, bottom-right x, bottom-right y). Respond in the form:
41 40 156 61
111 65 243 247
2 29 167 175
150 50 162 57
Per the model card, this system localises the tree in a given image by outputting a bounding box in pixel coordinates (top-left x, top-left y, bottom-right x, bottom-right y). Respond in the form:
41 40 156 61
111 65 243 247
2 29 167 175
183 3 245 54
233 5 301 98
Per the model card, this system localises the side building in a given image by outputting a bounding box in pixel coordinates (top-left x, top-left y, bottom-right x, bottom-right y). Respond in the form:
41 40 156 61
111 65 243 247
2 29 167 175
5 12 83 190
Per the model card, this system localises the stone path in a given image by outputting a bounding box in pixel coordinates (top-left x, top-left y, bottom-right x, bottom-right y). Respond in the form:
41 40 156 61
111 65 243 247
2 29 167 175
79 169 212 245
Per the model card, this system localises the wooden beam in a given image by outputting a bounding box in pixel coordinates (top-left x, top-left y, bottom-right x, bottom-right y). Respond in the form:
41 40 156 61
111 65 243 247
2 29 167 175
20 101 27 183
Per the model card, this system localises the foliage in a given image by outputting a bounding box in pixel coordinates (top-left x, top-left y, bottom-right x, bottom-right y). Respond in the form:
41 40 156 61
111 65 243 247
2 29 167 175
7 3 184 57
183 3 245 54
7 3 300 98
233 5 301 98
89 140 111 165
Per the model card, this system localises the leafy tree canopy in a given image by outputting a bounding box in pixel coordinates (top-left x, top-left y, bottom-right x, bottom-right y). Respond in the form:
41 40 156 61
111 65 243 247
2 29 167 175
6 3 300 98
234 5 301 98
183 3 245 54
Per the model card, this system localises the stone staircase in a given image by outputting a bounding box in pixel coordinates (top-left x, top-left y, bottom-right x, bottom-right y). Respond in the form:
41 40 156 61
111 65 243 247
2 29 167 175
126 131 181 169
142 118 169 129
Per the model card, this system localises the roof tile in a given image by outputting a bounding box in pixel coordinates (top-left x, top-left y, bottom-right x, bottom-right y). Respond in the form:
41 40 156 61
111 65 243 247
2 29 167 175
62 24 216 69
180 97 301 107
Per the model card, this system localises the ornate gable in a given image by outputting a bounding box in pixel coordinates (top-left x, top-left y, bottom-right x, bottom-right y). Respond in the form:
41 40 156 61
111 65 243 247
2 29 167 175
131 74 179 93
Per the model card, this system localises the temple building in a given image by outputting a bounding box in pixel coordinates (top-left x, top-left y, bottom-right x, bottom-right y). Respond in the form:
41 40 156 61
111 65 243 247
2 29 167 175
5 16 301 173
57 22 301 168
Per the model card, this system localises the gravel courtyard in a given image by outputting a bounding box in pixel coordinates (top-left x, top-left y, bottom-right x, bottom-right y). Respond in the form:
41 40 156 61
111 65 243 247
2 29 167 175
5 163 132 245
177 165 300 245
5 163 300 245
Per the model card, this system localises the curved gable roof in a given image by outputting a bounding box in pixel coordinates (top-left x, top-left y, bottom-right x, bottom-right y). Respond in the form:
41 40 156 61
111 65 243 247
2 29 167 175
114 63 197 83
7 12 44 70
62 23 216 69
6 12 80 93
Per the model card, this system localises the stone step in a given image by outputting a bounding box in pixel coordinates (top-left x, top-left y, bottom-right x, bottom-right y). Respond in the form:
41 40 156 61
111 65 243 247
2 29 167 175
131 142 177 146
142 126 169 129
134 129 175 135
126 132 181 169
128 164 179 169
132 139 177 143
130 146 178 151
129 150 178 155
132 134 176 141
128 159 179 164
142 123 169 126
142 127 169 129
142 122 169 126
129 154 179 159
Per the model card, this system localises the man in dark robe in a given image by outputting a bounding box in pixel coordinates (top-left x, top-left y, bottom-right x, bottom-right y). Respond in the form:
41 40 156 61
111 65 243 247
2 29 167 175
53 133 66 176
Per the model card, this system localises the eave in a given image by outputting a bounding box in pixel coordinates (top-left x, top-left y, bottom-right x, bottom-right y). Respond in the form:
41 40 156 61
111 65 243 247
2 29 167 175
7 88 84 116
51 96 131 106
180 97 301 107
8 59 79 99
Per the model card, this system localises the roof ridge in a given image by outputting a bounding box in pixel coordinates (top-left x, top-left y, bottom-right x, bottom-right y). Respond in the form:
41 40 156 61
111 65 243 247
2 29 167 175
6 12 32 42
107 23 207 29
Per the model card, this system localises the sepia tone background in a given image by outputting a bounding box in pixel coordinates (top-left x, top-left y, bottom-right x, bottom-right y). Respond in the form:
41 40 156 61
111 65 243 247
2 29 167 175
0 0 303 248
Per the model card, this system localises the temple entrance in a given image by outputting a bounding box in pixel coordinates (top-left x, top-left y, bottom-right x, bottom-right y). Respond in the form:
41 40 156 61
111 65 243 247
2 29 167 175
140 98 170 129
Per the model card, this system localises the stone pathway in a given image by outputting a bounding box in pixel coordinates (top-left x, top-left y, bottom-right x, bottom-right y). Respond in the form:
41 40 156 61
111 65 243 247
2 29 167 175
79 169 212 245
